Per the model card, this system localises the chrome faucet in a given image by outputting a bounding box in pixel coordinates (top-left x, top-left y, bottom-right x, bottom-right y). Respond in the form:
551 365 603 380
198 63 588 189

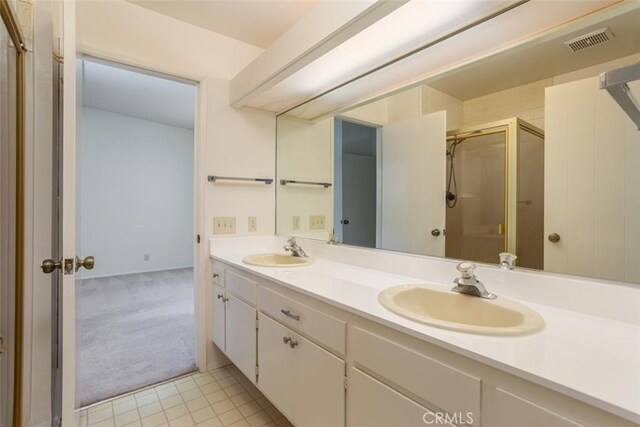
284 237 308 258
499 252 517 270
327 232 338 245
451 261 497 300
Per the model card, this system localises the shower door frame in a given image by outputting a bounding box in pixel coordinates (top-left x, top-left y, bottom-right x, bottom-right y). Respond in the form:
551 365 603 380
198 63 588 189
446 117 544 263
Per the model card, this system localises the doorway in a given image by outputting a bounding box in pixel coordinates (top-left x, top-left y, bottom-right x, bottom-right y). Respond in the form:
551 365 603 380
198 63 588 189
75 58 197 406
334 118 380 248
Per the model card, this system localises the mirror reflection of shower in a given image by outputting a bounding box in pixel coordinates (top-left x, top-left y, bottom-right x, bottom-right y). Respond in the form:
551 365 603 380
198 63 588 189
444 119 544 269
446 139 462 208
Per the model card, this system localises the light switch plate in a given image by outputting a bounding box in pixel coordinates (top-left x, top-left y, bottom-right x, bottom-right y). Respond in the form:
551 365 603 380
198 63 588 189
309 215 325 230
213 217 236 234
248 216 257 232
293 216 300 230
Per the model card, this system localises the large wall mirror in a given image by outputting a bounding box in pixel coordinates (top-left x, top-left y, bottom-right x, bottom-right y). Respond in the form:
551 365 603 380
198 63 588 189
276 2 640 284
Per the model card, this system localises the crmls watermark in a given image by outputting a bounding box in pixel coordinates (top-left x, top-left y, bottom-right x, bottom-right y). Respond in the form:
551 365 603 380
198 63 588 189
422 412 474 425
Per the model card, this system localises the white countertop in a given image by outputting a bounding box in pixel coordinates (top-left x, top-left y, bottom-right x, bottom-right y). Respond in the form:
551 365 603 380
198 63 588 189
210 237 640 424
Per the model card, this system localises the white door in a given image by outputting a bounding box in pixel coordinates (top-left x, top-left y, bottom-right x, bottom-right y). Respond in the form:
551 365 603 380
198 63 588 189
381 112 446 256
225 294 256 382
257 313 294 419
293 336 345 427
212 285 226 351
544 76 640 282
58 2 85 422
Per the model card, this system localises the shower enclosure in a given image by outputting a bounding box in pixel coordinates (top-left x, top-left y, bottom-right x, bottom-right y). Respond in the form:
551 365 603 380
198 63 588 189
445 118 544 268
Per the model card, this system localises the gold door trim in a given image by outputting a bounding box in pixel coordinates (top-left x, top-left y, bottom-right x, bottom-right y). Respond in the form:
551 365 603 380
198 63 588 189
0 1 25 426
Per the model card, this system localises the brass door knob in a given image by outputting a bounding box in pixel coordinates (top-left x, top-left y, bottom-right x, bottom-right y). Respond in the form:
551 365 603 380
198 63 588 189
75 255 95 272
431 229 441 237
548 233 561 243
41 259 62 274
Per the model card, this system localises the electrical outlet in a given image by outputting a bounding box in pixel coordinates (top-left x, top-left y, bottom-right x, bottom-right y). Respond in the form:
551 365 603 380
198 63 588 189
309 215 325 230
213 217 236 234
293 216 300 230
248 216 257 232
144 254 150 261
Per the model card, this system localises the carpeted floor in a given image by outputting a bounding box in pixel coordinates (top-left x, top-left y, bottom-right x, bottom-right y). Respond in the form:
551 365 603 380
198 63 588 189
76 267 196 407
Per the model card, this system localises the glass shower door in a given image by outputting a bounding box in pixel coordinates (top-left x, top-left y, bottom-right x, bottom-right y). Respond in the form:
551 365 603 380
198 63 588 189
445 131 506 263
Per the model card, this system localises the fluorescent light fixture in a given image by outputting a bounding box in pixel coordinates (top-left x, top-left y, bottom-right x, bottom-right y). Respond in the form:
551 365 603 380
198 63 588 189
247 0 518 112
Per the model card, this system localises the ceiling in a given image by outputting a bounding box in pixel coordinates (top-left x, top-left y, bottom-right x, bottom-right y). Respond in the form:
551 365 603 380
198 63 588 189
82 60 197 129
427 6 640 101
125 0 318 48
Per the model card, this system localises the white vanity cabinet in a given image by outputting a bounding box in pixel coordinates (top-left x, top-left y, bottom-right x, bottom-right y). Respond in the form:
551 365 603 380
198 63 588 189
258 312 345 427
210 259 636 427
210 263 258 383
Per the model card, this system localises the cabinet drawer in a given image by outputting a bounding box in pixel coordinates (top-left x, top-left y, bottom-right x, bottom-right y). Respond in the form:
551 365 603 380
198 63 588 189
212 264 224 286
259 286 346 355
494 388 583 427
351 327 480 424
347 367 454 427
226 269 257 306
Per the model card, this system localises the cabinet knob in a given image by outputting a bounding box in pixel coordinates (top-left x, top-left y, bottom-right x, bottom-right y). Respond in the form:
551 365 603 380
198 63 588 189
283 336 292 345
431 229 441 237
289 339 299 349
548 233 561 243
217 294 224 300
213 273 220 278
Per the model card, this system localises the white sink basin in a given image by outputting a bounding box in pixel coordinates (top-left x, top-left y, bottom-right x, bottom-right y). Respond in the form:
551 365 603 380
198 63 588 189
379 284 544 336
242 253 314 268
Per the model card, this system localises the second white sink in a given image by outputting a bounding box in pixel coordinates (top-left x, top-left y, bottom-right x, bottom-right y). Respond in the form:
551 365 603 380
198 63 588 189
242 253 313 268
379 284 544 336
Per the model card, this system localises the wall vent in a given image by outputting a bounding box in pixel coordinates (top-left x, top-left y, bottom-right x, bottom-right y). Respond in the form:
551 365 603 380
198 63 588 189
564 28 614 53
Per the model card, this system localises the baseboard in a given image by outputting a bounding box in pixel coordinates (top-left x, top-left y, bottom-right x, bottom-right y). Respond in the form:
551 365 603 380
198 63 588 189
82 265 195 280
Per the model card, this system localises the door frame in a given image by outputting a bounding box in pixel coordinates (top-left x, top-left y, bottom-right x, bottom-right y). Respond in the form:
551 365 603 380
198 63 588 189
0 1 26 426
58 48 208 412
333 116 382 247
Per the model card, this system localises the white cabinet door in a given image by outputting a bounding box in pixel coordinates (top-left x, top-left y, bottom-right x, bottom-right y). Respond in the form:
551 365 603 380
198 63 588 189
493 388 582 427
212 285 226 352
258 313 294 419
226 294 257 382
294 336 345 427
347 368 454 427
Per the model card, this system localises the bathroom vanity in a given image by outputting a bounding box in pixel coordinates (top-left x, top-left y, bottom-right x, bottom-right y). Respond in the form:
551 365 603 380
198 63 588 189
209 236 640 427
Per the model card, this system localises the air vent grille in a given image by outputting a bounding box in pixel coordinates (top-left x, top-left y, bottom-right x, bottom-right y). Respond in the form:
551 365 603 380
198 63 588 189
564 28 614 53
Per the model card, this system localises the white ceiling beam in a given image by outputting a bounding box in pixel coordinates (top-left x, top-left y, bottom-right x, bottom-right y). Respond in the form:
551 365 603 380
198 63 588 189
229 0 408 108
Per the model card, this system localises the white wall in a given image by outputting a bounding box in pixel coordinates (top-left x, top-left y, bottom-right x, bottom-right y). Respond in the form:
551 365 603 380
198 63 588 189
276 115 333 237
79 107 194 278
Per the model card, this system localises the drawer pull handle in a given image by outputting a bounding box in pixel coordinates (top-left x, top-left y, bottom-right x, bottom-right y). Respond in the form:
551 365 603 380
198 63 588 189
283 336 292 344
281 309 300 321
289 339 299 349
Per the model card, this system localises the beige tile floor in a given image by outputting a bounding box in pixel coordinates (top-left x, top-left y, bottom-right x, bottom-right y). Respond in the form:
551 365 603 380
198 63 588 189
77 365 293 427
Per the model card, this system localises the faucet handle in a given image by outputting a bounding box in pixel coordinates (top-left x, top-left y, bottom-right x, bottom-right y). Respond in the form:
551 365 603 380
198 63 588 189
499 252 517 268
456 261 476 279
